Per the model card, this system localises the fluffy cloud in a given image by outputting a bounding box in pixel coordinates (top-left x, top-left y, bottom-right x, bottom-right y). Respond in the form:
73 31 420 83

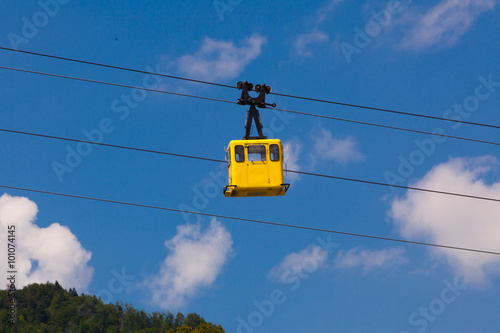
290 0 345 60
0 193 93 292
316 0 346 24
176 33 266 81
390 156 500 286
283 139 303 183
311 129 365 165
293 31 329 57
401 0 496 49
335 247 408 271
268 244 329 283
146 219 233 309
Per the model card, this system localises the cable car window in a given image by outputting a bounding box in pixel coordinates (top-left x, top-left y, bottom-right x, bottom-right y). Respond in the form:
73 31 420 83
234 145 245 162
248 145 267 162
269 144 280 161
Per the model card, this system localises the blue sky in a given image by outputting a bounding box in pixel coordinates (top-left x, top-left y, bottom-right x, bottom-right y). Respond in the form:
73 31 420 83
1 0 500 332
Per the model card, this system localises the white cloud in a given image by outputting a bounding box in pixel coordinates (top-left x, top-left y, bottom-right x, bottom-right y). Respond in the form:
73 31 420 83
401 0 496 50
283 139 303 183
390 156 500 286
293 31 329 57
176 33 267 81
311 129 365 165
316 0 346 24
0 193 93 292
289 0 344 60
335 247 408 271
268 244 328 283
146 219 233 309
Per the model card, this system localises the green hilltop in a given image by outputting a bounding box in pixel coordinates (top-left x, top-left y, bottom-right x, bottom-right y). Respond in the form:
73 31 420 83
0 282 225 333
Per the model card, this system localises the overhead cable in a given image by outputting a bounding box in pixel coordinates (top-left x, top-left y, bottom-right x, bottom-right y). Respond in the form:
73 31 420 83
1 184 499 256
0 46 234 90
2 46 499 130
1 65 500 148
2 127 500 204
0 65 235 106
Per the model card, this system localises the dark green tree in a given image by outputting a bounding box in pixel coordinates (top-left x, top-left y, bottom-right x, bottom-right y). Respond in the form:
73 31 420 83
0 282 224 333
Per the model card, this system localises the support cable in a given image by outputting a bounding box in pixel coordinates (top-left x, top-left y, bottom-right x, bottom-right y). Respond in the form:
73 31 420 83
1 46 499 130
0 184 499 256
2 127 500 204
1 65 500 148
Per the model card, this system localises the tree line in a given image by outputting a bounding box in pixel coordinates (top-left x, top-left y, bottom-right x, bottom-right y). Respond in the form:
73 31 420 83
0 282 225 333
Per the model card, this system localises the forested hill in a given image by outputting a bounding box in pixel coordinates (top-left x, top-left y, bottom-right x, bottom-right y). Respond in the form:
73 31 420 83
0 282 225 332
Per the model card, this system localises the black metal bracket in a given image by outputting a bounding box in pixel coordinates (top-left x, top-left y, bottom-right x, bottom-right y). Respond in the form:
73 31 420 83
223 184 237 196
236 81 276 140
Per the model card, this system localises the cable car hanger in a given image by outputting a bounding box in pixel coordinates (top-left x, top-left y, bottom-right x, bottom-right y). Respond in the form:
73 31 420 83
237 81 276 140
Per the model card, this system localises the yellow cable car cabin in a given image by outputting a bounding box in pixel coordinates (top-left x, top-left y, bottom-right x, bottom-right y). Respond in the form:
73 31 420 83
224 139 290 197
223 81 290 197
